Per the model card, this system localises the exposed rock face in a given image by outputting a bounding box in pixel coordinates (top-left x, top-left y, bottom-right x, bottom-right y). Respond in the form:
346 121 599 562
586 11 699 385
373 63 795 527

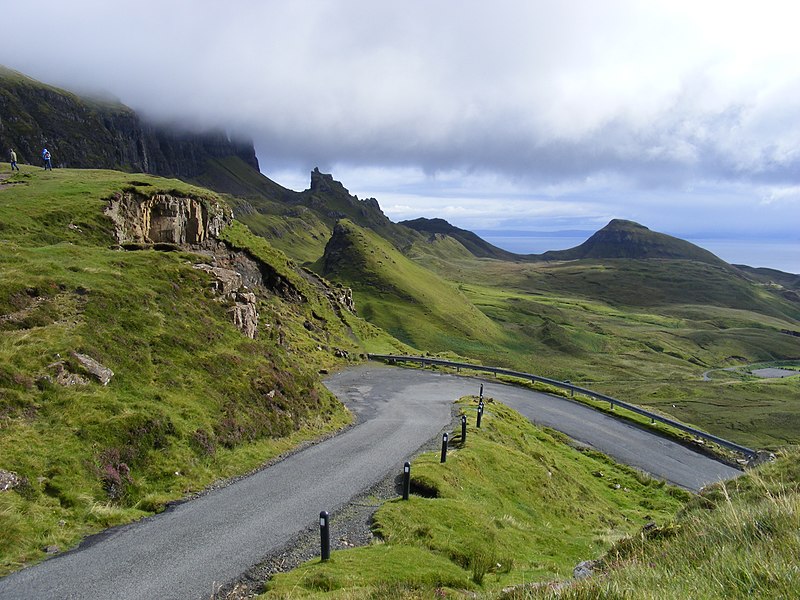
45 353 114 386
193 264 260 339
229 292 259 339
46 360 90 386
105 192 230 247
106 191 308 340
333 285 356 314
298 267 356 316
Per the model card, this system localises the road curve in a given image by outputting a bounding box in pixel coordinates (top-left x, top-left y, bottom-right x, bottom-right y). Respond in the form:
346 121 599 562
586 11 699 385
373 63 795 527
0 364 740 599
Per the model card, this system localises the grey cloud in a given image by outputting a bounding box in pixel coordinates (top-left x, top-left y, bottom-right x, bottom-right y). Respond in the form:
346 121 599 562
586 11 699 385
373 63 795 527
1 0 799 267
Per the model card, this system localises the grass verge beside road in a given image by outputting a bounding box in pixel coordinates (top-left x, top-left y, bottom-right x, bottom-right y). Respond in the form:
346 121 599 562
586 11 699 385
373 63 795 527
262 398 689 598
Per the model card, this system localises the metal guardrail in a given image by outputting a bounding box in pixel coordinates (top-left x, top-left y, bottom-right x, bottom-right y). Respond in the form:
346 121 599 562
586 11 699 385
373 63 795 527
368 353 758 459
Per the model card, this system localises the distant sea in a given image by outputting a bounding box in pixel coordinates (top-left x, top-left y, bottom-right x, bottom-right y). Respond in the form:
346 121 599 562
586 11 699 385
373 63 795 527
475 232 800 275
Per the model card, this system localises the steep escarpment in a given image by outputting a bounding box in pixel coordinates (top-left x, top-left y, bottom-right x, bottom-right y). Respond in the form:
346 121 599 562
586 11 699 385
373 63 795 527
0 66 258 178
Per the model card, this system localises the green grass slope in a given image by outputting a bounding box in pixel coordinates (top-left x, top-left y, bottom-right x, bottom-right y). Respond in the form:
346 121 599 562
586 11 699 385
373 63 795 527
517 449 800 600
263 398 689 598
316 220 506 354
0 166 400 575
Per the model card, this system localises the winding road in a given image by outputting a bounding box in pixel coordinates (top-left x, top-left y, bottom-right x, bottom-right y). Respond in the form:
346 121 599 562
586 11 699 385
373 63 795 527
0 364 741 600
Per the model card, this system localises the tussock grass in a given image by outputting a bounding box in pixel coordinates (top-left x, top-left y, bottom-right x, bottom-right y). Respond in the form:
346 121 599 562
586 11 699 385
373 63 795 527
507 449 800 600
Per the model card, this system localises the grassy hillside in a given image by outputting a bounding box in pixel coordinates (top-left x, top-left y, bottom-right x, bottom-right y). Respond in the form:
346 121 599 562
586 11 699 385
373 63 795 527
453 259 800 447
263 398 689 598
0 166 403 575
315 220 506 355
515 448 800 599
309 207 799 447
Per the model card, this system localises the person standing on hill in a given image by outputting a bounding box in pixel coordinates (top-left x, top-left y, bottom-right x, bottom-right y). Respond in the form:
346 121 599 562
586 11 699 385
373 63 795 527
9 149 19 171
42 148 52 171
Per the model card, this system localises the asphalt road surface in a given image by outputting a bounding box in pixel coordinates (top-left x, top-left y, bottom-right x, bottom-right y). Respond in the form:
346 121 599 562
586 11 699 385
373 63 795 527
0 363 741 599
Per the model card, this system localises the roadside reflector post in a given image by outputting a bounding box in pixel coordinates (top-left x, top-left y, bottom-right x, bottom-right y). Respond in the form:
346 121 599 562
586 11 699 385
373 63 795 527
440 433 449 463
477 402 484 428
320 511 330 561
461 414 467 445
402 462 411 500
609 401 614 410
479 383 484 400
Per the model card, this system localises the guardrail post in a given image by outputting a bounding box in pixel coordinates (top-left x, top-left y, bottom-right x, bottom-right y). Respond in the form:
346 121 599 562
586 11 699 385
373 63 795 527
402 462 411 500
440 433 449 463
320 511 330 561
461 414 467 445
477 402 484 428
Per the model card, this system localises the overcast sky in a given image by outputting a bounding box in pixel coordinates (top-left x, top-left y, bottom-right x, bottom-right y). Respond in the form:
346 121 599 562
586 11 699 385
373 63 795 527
2 1 799 270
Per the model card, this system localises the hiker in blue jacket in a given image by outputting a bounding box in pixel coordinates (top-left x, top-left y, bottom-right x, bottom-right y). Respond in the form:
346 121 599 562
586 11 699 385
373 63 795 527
42 148 52 170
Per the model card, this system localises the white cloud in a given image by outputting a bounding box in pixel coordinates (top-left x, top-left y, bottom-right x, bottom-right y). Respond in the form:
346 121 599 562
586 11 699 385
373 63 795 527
2 0 799 269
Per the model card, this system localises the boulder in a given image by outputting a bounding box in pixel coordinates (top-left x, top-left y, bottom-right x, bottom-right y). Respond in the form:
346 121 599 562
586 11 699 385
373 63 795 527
573 559 599 579
72 352 114 385
0 469 20 492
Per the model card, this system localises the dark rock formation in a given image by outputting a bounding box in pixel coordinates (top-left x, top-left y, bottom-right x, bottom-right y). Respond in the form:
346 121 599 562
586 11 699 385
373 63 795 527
538 219 729 266
0 66 258 178
400 216 522 260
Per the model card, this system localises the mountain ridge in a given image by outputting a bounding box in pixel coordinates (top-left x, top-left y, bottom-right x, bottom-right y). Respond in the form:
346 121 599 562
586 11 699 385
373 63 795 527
0 65 258 179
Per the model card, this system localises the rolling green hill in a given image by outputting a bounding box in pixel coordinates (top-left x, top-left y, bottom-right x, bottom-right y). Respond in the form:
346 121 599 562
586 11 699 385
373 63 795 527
311 210 799 447
0 166 406 574
315 220 505 354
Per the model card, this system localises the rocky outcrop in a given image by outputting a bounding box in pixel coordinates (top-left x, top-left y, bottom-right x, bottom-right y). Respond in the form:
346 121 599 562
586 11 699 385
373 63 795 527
105 192 230 247
73 352 114 385
44 352 113 386
229 292 259 339
332 285 356 314
0 469 21 492
193 264 260 339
